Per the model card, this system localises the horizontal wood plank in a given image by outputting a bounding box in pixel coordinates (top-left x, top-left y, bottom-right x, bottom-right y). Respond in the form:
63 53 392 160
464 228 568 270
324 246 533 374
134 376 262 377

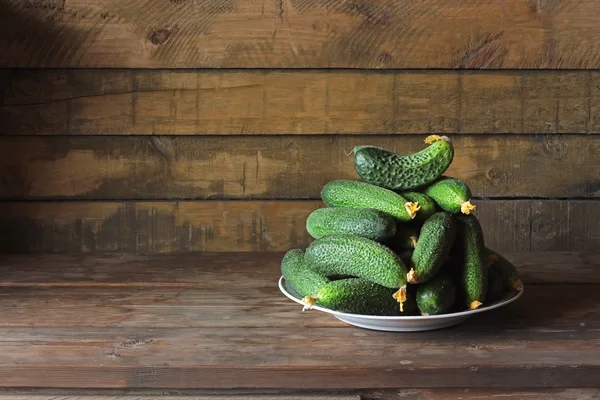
1 252 597 285
359 389 600 400
0 200 597 253
1 135 598 200
3 0 600 68
0 397 357 400
0 261 598 328
0 390 598 400
0 284 598 388
0 254 598 389
2 70 600 135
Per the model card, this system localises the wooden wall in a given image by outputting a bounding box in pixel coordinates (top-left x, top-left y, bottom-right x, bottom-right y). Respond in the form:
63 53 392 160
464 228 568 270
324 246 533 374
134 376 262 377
0 0 598 253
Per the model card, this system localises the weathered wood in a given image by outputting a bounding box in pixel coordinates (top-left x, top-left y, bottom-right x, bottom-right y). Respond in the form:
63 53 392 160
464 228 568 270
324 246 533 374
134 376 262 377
0 397 357 400
3 0 600 68
0 270 598 328
360 388 600 399
0 284 598 388
0 390 598 400
0 396 359 400
2 70 599 135
0 200 597 253
0 254 598 389
0 135 598 200
0 252 598 286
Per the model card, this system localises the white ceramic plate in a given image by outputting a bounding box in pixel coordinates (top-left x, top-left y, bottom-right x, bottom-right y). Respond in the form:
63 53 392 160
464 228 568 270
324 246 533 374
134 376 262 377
279 276 524 332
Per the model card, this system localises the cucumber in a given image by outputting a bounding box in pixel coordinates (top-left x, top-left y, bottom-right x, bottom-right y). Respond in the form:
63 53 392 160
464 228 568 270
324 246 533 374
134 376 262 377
304 278 417 315
485 248 522 291
353 135 454 191
486 266 504 302
401 192 438 222
408 212 457 284
284 280 304 300
305 234 409 310
384 223 419 254
321 180 419 221
456 214 488 309
423 177 476 215
306 207 396 241
280 249 329 298
416 275 457 315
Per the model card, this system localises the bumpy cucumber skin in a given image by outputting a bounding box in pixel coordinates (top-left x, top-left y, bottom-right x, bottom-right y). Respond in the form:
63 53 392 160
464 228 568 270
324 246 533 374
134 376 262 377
456 214 488 309
280 249 329 297
305 234 407 288
485 248 521 291
423 177 474 214
486 266 504 302
316 278 416 315
416 275 457 315
306 207 396 241
410 212 457 284
353 138 454 191
321 180 414 221
401 192 438 221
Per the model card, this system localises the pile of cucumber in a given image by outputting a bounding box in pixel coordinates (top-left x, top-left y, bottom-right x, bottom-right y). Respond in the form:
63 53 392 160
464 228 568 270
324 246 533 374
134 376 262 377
281 135 523 316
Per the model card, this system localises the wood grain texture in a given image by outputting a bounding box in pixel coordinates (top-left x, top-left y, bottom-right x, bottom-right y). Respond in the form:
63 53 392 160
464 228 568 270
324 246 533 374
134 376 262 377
1 135 598 200
361 389 600 399
3 0 600 68
0 252 598 286
0 259 598 329
3 70 600 135
0 200 597 253
0 397 357 400
0 396 359 400
0 391 598 400
0 254 598 389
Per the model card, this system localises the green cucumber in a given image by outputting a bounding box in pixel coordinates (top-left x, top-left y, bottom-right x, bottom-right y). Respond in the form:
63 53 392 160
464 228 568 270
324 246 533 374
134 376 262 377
304 234 409 310
485 248 522 291
456 214 488 309
401 192 438 222
423 177 476 215
353 135 454 191
305 278 416 316
408 212 457 284
384 223 419 254
280 249 329 298
305 207 396 241
416 275 457 315
284 280 304 300
321 180 419 221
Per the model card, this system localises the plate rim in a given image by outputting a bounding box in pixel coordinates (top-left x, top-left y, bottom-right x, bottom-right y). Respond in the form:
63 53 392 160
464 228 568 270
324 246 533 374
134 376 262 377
278 275 524 320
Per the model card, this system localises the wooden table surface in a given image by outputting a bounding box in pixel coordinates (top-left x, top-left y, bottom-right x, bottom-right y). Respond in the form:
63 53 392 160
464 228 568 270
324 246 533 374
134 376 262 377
0 252 598 399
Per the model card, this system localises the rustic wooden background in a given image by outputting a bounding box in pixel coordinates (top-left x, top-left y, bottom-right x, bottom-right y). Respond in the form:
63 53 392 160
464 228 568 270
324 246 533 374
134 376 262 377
0 0 598 253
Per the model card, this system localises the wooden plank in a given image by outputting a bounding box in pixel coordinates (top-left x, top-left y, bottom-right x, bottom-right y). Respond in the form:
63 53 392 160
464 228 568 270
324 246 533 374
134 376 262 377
3 70 600 135
360 389 600 399
0 135 598 200
0 283 598 388
0 391 598 400
0 396 359 400
0 397 357 400
0 255 598 389
3 0 600 68
0 271 598 329
0 200 597 253
1 252 597 286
